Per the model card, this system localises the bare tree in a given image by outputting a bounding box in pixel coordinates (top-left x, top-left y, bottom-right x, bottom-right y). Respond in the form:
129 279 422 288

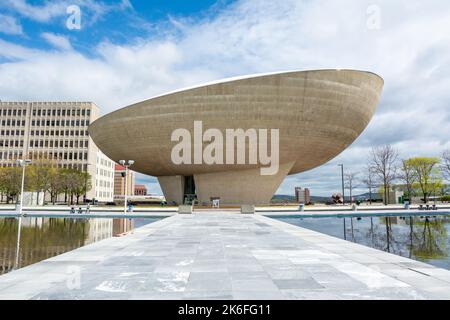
398 159 417 203
361 166 377 205
442 149 450 180
344 171 358 204
369 145 399 205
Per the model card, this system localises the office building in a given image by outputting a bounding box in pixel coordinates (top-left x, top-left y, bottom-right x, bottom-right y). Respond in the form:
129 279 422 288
0 101 114 202
134 184 147 196
295 187 311 204
114 164 135 197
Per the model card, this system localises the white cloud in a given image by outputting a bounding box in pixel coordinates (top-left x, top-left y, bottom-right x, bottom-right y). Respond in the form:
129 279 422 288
0 14 23 35
1 0 450 196
41 32 72 51
1 0 133 25
2 0 68 23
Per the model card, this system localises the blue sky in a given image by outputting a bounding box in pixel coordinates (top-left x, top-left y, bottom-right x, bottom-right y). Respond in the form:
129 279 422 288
1 0 450 197
0 0 233 53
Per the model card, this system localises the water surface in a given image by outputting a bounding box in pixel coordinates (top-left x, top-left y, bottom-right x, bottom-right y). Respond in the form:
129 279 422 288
0 216 162 275
276 213 450 270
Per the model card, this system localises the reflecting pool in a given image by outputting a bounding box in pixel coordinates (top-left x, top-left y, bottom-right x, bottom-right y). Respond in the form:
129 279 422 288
0 216 162 275
276 214 450 270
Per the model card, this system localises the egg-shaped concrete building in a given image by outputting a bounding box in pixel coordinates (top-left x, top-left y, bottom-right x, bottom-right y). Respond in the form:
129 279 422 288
89 69 383 205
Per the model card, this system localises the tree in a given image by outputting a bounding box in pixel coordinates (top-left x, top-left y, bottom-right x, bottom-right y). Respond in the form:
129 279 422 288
47 167 63 205
442 149 450 180
398 159 417 202
28 157 55 204
344 171 358 204
406 157 441 203
0 167 23 203
361 166 377 204
73 171 92 205
369 145 398 205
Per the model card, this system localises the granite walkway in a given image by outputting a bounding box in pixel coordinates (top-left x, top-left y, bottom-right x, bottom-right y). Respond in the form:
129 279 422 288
1 212 450 300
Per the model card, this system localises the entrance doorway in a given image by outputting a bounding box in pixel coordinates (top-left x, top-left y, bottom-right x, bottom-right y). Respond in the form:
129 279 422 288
183 175 197 204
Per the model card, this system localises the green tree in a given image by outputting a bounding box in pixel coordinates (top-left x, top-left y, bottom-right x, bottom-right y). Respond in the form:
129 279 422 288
28 157 55 204
406 157 441 203
73 171 92 204
0 167 22 203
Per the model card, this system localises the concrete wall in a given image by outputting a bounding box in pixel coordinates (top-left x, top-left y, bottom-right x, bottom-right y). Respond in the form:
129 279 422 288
193 161 294 205
158 175 185 205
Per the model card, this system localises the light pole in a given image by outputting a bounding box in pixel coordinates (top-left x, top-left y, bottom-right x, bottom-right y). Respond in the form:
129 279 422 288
83 163 92 204
119 160 134 214
338 163 346 240
338 164 345 206
15 159 31 270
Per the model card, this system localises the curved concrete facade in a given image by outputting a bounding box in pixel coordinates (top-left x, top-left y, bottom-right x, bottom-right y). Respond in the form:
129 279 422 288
89 70 383 205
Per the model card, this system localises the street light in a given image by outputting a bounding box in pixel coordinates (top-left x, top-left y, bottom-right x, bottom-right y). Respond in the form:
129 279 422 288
15 159 31 269
119 159 134 214
338 164 345 206
338 163 346 240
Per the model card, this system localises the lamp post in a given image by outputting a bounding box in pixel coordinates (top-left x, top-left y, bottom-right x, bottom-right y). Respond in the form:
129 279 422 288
15 159 31 270
338 163 346 240
119 160 134 214
338 164 345 206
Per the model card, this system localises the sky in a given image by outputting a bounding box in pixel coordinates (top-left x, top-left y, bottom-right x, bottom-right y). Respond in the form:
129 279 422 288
1 0 450 197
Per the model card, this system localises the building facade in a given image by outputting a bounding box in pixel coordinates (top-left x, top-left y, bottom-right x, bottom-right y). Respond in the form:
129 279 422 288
89 70 384 205
0 101 114 202
113 164 135 198
134 184 147 196
295 187 311 204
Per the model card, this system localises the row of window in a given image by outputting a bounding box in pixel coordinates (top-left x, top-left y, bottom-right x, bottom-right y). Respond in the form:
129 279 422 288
31 119 90 127
97 180 112 188
31 108 91 117
98 157 114 168
30 129 89 137
97 168 113 178
1 120 26 127
0 150 88 161
0 151 23 160
0 109 26 117
0 140 24 148
29 139 89 148
96 191 112 199
0 130 25 136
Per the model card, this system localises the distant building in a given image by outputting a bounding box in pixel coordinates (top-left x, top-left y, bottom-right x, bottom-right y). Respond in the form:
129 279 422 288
0 101 114 203
134 184 147 196
382 190 404 204
295 187 311 204
114 164 135 197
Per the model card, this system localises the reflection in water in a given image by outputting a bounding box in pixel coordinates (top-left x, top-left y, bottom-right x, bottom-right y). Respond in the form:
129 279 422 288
0 217 158 275
280 215 450 270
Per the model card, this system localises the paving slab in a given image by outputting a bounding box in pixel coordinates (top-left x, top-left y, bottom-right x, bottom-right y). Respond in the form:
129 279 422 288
1 212 450 300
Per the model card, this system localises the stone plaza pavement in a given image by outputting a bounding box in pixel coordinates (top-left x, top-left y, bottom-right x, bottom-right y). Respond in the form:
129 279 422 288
1 212 450 300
